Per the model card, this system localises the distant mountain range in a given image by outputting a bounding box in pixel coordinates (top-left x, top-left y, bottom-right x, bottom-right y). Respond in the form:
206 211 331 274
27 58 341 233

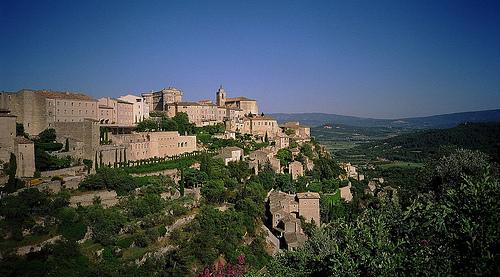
268 109 500 129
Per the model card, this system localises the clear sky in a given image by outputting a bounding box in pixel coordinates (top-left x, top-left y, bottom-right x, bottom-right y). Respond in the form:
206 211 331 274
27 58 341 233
1 0 499 119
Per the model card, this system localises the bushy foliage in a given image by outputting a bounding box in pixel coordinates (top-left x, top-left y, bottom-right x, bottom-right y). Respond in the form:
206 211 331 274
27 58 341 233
265 150 500 276
80 167 137 193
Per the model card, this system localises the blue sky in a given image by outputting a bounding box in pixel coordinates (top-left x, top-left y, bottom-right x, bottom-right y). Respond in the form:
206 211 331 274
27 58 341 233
1 0 499 119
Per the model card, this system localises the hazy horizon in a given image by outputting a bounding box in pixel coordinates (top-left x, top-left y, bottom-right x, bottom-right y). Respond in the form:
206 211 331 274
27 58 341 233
2 1 499 119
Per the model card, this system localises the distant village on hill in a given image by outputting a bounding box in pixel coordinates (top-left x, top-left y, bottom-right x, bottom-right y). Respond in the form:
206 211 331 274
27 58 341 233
1 86 339 252
0 86 312 178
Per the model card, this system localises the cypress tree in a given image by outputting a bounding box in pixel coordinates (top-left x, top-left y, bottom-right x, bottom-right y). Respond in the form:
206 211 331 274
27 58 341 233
65 138 69 152
180 167 185 197
7 153 17 192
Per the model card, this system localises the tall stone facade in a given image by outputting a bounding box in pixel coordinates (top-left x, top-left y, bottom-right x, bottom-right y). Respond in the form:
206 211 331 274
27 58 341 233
289 161 303 180
109 131 197 162
0 89 99 136
296 192 320 224
0 112 17 163
13 137 35 178
243 116 279 137
98 97 134 126
118 94 150 123
54 119 100 162
146 87 183 111
225 96 258 116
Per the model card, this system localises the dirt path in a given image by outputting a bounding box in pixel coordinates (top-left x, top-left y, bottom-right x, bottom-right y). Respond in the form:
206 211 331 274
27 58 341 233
15 235 62 256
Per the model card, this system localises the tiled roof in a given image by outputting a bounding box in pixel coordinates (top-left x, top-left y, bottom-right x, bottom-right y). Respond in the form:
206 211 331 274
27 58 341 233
226 97 256 102
284 232 307 245
246 115 276 121
35 90 98 101
14 137 34 144
296 192 320 199
117 99 133 104
176 102 202 106
0 113 16 117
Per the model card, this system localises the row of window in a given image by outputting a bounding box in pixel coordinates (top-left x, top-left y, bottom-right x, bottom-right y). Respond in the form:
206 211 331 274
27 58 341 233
57 101 95 107
57 109 95 115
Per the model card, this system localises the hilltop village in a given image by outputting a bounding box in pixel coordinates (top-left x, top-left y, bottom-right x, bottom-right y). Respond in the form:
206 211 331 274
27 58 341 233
0 86 362 259
0 87 497 276
1 86 314 180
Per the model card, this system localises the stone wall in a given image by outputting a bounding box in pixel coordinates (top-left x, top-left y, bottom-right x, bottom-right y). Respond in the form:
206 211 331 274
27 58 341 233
0 115 16 163
54 120 100 162
0 90 52 135
40 165 86 178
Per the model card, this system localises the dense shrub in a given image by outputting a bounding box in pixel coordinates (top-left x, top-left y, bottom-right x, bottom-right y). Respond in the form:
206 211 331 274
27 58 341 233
38 142 63 151
60 222 87 241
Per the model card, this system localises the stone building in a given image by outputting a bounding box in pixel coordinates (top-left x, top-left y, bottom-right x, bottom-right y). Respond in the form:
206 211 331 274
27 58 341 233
242 116 280 137
143 87 183 111
165 101 225 126
213 146 244 165
109 131 197 162
296 192 321 224
145 86 256 129
268 191 313 251
54 119 100 162
289 161 303 180
118 94 150 123
216 86 259 116
0 111 17 164
280 122 311 144
0 110 35 177
13 137 35 177
0 89 99 136
248 149 281 174
98 97 134 126
274 132 290 149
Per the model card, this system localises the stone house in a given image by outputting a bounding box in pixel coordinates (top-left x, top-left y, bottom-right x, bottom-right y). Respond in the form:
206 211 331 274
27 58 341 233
213 146 244 165
268 191 320 251
0 89 99 136
98 97 134 126
117 94 150 123
13 137 35 177
279 122 311 144
0 111 35 177
248 149 281 174
108 131 197 162
289 161 304 180
242 116 280 138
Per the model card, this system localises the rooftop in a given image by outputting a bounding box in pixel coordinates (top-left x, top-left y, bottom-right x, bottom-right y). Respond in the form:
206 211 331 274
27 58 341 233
14 137 34 144
35 89 98 101
226 96 256 102
296 192 321 199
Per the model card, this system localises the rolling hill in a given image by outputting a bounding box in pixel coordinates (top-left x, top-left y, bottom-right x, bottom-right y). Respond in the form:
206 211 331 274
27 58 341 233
268 108 500 129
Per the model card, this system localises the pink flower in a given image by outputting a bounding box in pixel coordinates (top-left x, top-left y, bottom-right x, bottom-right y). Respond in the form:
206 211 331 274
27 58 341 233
237 255 245 265
421 239 429 245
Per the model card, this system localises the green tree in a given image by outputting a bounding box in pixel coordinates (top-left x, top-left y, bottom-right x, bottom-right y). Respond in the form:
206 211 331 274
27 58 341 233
276 148 293 167
200 180 226 203
38 128 56 143
64 138 69 152
137 119 159 131
16 123 27 137
159 118 178 131
184 168 208 188
6 153 17 192
173 112 195 135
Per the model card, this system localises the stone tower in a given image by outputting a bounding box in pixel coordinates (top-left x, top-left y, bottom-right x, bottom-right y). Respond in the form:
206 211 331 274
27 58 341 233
216 86 226 107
